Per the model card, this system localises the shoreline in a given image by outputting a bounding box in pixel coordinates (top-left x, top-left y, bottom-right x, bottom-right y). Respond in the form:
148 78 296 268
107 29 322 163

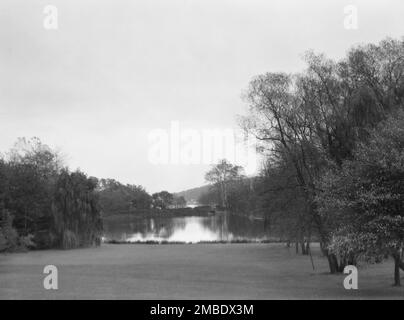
102 209 217 221
103 239 285 245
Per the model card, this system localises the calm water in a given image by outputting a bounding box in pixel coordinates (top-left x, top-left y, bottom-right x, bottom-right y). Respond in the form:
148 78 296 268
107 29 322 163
103 213 271 243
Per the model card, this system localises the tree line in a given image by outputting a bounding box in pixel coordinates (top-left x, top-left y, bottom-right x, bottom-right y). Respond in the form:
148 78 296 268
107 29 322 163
0 138 187 252
0 138 102 251
98 180 186 215
200 37 404 285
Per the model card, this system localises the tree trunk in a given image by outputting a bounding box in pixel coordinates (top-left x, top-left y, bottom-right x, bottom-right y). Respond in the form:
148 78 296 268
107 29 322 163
222 181 228 209
305 240 310 253
327 253 339 274
301 241 308 255
347 252 357 266
319 242 323 255
393 254 401 286
320 242 339 274
220 182 226 208
316 223 340 273
338 258 347 273
308 245 315 271
295 241 299 254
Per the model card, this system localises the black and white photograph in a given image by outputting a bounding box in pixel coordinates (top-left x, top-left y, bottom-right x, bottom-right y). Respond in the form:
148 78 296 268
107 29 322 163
0 0 404 305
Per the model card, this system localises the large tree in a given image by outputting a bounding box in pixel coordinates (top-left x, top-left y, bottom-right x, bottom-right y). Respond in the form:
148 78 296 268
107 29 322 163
240 37 404 273
3 138 60 238
317 111 404 285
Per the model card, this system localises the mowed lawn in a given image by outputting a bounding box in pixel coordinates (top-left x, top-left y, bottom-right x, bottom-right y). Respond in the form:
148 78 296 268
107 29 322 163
0 243 403 299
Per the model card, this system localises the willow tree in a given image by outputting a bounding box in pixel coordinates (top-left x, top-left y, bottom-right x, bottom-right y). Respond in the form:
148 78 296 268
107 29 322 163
52 169 102 249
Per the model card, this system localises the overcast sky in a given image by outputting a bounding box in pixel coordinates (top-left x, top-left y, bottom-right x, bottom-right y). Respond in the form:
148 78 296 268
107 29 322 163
0 0 403 193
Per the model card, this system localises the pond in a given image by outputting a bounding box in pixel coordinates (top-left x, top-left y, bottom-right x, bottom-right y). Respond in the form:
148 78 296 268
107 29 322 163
103 213 272 243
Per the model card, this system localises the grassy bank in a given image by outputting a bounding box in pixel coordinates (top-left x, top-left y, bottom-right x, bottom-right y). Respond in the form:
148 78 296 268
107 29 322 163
0 243 402 299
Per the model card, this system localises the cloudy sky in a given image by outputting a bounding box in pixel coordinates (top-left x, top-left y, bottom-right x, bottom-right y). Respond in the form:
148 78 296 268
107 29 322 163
0 0 403 193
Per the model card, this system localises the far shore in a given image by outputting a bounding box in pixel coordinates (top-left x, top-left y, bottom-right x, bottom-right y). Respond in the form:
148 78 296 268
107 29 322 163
0 243 402 299
101 209 266 224
102 207 218 221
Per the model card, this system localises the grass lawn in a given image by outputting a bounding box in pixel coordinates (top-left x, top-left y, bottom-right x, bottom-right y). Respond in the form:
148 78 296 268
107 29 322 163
0 243 403 299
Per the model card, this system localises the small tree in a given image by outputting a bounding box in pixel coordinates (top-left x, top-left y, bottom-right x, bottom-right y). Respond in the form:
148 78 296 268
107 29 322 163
172 196 187 208
152 191 174 209
204 159 244 208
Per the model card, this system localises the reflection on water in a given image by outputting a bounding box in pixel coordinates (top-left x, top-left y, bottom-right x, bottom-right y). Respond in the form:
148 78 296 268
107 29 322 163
103 213 271 243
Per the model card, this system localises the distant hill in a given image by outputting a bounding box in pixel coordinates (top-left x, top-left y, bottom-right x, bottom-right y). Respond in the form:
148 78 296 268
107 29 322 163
175 176 258 204
174 185 212 203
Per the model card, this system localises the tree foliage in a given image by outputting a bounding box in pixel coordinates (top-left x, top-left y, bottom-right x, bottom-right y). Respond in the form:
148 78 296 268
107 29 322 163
317 111 404 284
0 138 102 250
239 37 404 274
152 191 174 209
98 179 152 215
204 159 244 208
